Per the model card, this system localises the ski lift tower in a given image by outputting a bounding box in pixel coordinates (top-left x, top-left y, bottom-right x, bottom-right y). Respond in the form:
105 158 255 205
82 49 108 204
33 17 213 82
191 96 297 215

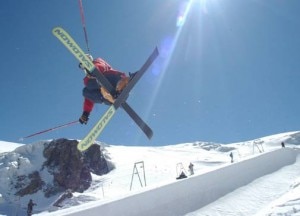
130 161 146 191
253 139 264 153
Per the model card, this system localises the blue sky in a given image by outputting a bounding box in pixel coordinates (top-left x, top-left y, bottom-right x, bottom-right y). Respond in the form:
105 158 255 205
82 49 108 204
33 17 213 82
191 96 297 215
1 0 299 146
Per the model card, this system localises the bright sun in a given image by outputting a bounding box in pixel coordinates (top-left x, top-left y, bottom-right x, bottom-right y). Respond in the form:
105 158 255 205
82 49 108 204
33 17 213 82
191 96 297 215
142 0 212 124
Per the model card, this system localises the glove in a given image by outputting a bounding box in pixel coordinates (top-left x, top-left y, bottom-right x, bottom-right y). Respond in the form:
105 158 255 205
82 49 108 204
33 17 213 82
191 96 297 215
78 63 84 69
79 111 90 124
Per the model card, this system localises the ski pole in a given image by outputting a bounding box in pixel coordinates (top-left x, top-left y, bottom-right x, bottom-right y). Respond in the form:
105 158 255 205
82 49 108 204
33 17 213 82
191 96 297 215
19 120 79 141
78 0 91 53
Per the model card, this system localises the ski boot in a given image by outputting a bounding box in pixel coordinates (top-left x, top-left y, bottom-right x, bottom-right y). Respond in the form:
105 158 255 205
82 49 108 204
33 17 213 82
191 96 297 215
100 87 115 104
115 72 137 93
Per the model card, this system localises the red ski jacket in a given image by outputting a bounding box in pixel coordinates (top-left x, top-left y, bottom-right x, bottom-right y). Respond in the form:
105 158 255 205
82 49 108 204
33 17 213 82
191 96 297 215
83 57 126 113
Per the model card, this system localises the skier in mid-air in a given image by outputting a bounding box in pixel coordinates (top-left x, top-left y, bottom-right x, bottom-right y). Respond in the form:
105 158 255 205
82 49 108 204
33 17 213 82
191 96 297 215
78 54 131 125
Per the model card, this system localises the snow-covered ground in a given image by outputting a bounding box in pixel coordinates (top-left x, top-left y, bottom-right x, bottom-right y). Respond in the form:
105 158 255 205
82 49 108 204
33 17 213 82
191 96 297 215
0 141 24 153
1 131 300 215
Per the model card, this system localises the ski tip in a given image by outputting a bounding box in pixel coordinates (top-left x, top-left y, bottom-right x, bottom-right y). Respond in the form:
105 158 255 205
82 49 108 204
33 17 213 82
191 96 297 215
52 26 65 36
147 130 154 140
52 26 60 32
154 46 159 55
52 26 62 30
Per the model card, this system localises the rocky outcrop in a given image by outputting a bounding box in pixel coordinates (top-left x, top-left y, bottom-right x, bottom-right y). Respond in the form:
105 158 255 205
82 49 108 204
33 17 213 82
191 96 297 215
15 171 44 197
43 138 110 195
84 144 109 175
14 138 110 197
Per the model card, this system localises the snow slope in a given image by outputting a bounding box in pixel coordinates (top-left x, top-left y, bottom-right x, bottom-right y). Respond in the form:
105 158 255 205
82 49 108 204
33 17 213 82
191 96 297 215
1 131 300 216
0 141 23 153
37 148 300 216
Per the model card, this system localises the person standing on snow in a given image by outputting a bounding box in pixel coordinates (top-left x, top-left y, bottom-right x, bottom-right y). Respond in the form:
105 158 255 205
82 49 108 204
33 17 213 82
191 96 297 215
188 162 194 175
78 54 131 124
27 199 36 216
230 152 234 163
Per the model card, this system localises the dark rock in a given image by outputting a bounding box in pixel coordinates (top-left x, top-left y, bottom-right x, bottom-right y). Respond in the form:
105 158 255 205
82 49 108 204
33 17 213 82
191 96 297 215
84 144 109 175
15 171 44 196
14 138 111 198
43 139 88 193
42 138 110 194
53 189 73 207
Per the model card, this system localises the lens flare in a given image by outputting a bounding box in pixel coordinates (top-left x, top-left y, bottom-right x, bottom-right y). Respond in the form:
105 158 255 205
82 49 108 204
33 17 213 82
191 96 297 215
177 15 185 27
176 0 191 27
136 0 203 144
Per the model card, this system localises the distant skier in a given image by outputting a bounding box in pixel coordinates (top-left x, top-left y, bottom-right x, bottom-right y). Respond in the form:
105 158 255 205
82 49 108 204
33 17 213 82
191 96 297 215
27 199 36 216
78 54 132 124
188 162 194 175
176 171 187 180
230 152 234 163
